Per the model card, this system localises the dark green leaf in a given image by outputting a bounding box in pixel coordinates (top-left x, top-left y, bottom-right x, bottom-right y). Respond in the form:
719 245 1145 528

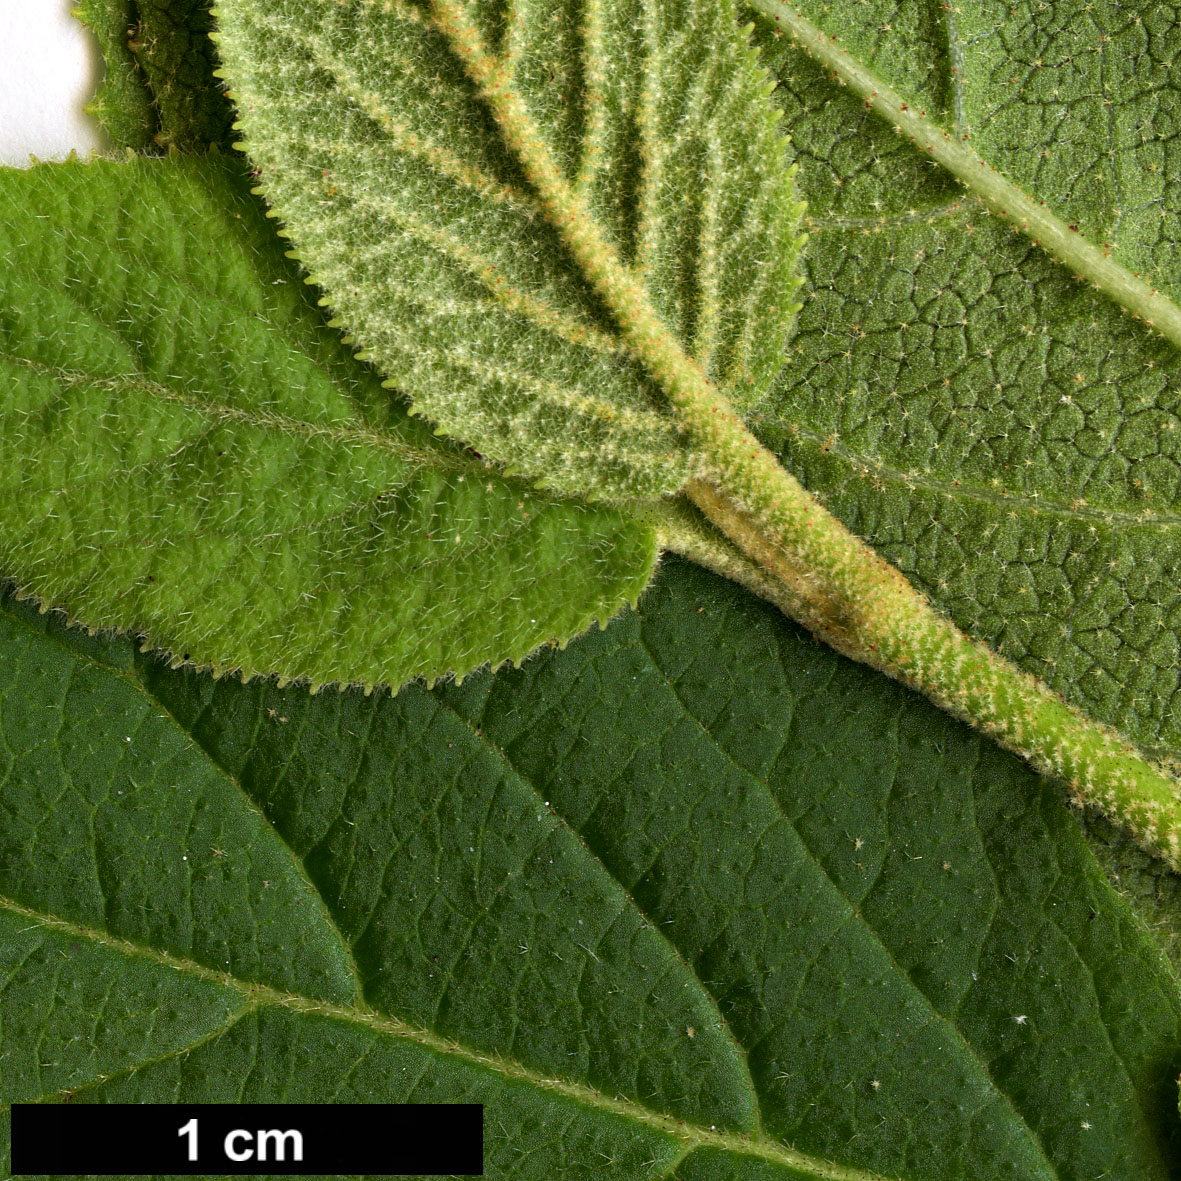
2 562 1178 1179
747 1 1181 766
77 0 233 152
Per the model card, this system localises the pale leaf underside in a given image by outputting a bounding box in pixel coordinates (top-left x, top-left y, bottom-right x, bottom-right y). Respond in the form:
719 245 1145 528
4 10 1181 1181
212 0 805 501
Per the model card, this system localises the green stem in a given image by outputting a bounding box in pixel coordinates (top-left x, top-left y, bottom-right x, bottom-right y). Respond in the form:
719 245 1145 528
743 0 1181 351
646 498 814 622
428 0 1181 870
686 479 1181 867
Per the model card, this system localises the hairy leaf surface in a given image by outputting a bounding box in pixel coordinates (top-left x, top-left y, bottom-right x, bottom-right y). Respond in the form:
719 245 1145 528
74 0 158 151
7 9 1181 1177
0 157 655 689
747 1 1181 765
212 0 805 500
2 562 1179 1179
77 0 234 152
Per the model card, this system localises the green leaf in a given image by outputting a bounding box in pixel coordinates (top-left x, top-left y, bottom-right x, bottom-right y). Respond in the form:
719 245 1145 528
204 0 1181 874
0 155 655 689
74 0 157 152
211 0 806 500
76 0 234 152
3 561 1180 1179
8 7 1181 1173
745 1 1181 765
1081 811 1181 979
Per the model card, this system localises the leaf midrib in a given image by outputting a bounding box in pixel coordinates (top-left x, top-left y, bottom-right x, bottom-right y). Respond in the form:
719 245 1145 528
3 350 476 475
243 9 627 355
0 894 898 1181
744 0 1181 354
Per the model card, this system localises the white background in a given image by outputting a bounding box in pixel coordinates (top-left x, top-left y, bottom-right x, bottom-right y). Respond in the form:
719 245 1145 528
0 0 107 166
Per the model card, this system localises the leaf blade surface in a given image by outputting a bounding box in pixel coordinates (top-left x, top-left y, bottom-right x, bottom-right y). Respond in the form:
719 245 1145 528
3 563 1178 1179
212 0 805 499
0 156 655 689
746 1 1181 764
